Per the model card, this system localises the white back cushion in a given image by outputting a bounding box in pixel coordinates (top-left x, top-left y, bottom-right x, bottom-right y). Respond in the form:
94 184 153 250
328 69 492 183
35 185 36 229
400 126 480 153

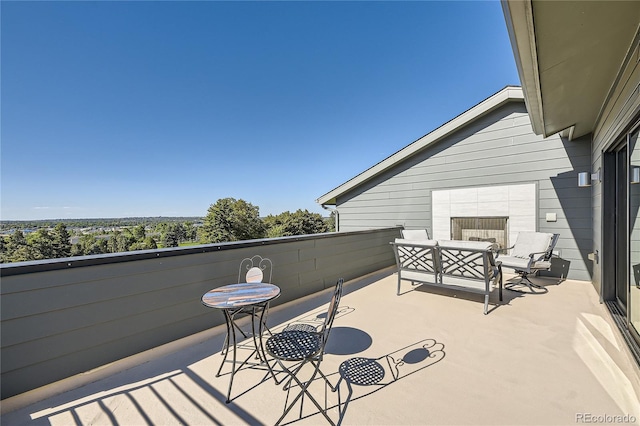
401 229 430 240
511 232 553 258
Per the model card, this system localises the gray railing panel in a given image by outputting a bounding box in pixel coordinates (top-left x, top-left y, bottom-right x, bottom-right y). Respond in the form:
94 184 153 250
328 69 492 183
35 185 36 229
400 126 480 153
0 228 399 399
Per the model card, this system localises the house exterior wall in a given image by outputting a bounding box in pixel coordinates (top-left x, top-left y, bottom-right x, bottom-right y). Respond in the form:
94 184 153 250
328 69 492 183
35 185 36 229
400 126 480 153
336 102 593 281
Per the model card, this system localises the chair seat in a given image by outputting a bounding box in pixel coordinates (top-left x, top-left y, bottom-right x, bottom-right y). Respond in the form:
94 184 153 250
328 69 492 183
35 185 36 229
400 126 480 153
499 255 552 272
498 255 531 270
266 330 323 361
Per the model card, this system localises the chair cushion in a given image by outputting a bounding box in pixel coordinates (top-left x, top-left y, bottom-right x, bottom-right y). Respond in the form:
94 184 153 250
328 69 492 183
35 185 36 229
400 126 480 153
401 229 430 240
497 255 531 270
438 240 497 251
266 330 322 361
394 238 438 246
510 232 553 259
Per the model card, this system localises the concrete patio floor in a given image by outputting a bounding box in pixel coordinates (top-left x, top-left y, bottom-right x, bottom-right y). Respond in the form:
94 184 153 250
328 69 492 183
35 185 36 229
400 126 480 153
2 268 640 425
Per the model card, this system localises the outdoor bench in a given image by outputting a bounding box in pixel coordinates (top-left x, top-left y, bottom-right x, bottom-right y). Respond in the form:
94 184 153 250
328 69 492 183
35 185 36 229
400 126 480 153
390 239 503 314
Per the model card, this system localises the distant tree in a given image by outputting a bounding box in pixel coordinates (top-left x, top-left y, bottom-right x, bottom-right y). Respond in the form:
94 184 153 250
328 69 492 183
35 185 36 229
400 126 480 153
29 229 55 260
143 236 158 250
72 234 107 256
162 223 180 247
130 236 158 251
0 236 7 263
132 225 146 241
265 223 286 239
173 223 186 243
183 222 197 241
6 230 34 262
327 211 336 232
264 209 331 237
52 223 72 258
107 230 135 253
200 198 266 243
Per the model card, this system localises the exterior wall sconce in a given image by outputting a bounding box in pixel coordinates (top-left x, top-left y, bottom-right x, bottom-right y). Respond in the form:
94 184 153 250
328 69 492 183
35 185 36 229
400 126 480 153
631 166 640 184
578 168 601 187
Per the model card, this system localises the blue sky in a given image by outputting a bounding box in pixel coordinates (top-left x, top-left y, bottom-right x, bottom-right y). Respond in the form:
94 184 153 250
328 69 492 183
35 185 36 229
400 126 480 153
1 1 519 220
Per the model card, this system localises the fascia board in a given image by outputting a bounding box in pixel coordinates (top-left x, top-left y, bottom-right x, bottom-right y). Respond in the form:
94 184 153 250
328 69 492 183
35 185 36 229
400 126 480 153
316 86 525 206
501 0 545 136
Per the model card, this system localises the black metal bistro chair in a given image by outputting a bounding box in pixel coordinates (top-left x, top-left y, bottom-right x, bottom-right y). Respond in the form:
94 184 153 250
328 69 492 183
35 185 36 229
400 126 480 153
265 278 344 426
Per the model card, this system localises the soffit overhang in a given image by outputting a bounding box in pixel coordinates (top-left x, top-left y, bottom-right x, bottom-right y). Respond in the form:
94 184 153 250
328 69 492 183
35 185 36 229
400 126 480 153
317 86 524 206
502 0 640 140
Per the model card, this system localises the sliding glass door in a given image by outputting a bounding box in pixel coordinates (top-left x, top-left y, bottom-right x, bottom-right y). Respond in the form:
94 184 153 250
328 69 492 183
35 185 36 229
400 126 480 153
616 144 629 311
629 127 640 340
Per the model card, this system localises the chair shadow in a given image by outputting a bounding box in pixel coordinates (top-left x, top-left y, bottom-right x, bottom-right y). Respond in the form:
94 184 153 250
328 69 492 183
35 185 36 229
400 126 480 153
279 338 446 426
503 274 564 296
413 283 505 313
270 305 356 337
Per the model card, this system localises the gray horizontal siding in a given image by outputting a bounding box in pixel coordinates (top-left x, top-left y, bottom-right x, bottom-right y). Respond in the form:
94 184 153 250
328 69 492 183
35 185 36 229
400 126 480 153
336 102 592 281
0 228 399 399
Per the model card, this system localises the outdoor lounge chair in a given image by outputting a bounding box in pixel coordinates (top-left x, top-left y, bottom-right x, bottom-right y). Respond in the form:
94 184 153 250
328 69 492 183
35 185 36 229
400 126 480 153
497 232 559 293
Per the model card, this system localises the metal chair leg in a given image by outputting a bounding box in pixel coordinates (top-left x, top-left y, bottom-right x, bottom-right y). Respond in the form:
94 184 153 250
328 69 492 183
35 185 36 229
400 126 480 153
505 271 548 293
275 359 335 426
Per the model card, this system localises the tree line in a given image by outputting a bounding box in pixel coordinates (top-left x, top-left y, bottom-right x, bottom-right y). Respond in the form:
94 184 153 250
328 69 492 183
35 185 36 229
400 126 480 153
0 198 334 263
0 216 201 232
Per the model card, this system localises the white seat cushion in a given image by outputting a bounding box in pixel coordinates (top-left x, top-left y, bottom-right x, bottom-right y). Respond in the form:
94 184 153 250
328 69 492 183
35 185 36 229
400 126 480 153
497 255 531 270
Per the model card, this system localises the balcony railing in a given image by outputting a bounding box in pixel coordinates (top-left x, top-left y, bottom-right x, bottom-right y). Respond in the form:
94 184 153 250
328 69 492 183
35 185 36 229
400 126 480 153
0 227 400 399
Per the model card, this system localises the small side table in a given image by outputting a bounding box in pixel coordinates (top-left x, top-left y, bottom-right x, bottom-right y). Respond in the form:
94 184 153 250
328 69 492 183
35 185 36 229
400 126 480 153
202 282 281 403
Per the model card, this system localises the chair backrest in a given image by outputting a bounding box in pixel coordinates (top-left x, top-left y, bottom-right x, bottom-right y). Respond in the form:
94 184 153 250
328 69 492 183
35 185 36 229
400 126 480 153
546 234 560 260
238 255 273 283
320 278 344 347
510 232 554 260
401 229 430 240
392 239 439 275
438 240 499 280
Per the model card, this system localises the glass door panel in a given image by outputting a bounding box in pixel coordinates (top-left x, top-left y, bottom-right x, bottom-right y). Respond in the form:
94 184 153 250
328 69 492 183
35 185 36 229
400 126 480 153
629 128 640 338
617 146 628 310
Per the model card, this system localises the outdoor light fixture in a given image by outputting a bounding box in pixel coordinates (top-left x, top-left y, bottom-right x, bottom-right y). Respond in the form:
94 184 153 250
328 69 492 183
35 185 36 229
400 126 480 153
578 168 601 187
631 166 640 184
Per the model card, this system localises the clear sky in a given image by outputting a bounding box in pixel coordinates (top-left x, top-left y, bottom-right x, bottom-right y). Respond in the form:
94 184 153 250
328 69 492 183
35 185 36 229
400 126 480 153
1 1 519 220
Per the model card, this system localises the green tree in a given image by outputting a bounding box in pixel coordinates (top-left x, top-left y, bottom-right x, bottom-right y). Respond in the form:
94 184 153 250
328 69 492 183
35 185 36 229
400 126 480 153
183 222 197 241
162 223 180 247
130 236 158 251
264 209 330 237
266 223 286 238
0 236 7 263
107 230 135 253
29 229 55 260
6 230 35 262
200 198 265 243
72 234 107 256
327 211 336 232
132 225 146 241
52 223 72 258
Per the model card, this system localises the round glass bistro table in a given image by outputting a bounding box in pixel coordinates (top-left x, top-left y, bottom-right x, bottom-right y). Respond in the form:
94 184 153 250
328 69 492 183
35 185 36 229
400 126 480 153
202 282 281 403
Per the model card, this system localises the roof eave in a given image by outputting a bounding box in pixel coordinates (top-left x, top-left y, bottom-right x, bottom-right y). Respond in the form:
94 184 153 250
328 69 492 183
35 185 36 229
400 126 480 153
501 0 545 137
317 86 525 207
